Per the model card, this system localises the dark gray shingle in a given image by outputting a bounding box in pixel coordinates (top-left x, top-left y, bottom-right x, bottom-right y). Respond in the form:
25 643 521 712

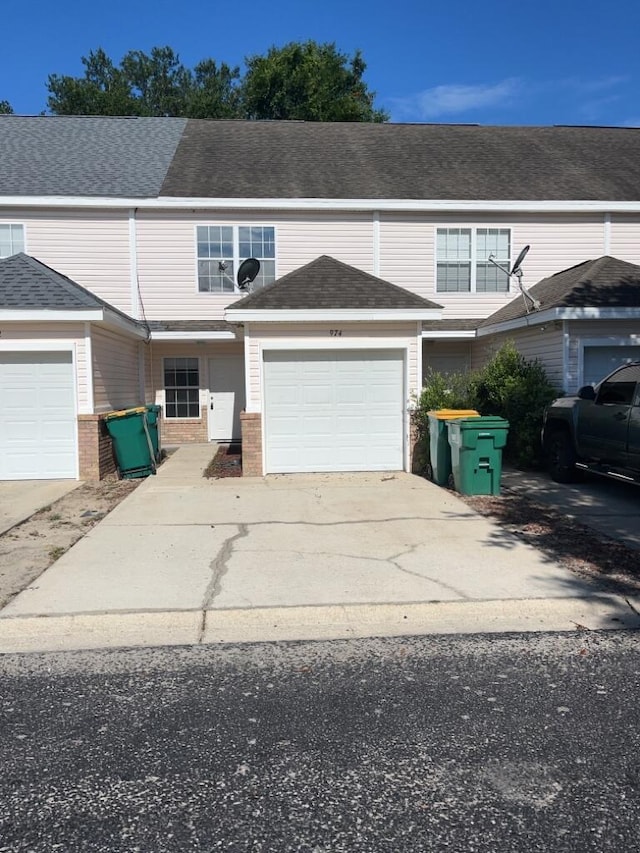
163 121 640 201
0 252 133 317
481 256 640 326
227 255 442 311
0 116 186 197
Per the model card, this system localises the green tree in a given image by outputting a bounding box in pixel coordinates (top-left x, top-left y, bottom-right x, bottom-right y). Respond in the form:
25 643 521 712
0 100 14 114
47 47 241 118
241 41 388 122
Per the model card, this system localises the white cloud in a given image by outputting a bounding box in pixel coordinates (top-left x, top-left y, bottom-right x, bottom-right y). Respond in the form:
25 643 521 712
390 78 520 121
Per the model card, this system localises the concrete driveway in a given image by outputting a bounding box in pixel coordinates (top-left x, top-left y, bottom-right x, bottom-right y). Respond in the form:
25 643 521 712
1 445 639 653
0 480 79 536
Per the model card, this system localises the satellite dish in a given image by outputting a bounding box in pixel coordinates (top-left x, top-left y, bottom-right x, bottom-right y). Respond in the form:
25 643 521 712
237 258 260 291
510 244 530 276
487 244 540 314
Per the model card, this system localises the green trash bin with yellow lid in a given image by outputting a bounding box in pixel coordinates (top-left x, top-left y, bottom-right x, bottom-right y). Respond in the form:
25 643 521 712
427 409 480 485
446 416 510 495
104 406 157 479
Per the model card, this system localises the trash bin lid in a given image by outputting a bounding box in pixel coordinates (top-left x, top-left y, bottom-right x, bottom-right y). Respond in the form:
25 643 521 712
105 406 147 420
427 409 479 420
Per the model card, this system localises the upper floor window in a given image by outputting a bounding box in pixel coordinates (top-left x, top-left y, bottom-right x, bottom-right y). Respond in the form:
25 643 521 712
436 227 511 293
197 225 275 293
0 224 25 258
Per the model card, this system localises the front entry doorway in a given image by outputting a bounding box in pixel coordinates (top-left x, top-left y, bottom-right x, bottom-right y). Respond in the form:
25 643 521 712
208 355 245 441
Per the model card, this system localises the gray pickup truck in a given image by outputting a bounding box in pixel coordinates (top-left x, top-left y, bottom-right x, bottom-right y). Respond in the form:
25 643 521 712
542 362 640 484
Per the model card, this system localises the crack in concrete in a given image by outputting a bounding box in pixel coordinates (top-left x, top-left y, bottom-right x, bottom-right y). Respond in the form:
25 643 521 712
198 523 249 643
104 514 473 529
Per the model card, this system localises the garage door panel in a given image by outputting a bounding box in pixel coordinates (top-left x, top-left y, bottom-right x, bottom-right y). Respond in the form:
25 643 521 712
584 346 640 386
0 352 77 480
264 349 404 473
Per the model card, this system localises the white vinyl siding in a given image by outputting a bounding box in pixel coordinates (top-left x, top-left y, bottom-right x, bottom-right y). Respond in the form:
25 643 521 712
8 209 132 314
0 223 25 257
92 327 143 413
422 341 472 382
609 215 640 265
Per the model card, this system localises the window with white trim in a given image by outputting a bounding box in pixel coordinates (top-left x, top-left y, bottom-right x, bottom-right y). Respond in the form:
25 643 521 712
0 223 25 258
164 357 200 419
436 227 511 293
197 225 275 293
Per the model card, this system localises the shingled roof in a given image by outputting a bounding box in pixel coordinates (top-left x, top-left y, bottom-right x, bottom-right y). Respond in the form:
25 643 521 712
0 115 186 197
226 255 442 312
0 253 138 324
481 256 640 327
162 121 640 201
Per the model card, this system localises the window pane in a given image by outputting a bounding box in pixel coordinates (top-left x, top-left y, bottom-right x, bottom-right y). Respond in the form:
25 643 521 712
476 263 509 292
164 358 200 418
437 262 471 292
0 223 24 258
436 228 471 261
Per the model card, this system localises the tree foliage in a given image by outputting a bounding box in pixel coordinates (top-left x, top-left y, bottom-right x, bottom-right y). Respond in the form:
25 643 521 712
47 47 240 118
241 41 388 122
45 42 387 122
0 100 13 114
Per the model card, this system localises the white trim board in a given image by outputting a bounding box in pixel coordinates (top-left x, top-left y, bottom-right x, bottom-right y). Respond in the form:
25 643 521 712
225 309 442 323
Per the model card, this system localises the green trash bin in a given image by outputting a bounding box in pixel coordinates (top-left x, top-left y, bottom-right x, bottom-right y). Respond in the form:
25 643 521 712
145 404 162 462
446 416 510 495
104 406 157 479
427 409 479 485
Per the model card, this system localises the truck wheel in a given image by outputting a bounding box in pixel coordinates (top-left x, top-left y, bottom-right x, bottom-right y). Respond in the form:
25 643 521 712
547 431 579 483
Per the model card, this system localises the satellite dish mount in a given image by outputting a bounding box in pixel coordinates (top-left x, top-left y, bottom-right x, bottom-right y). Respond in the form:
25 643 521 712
487 244 540 313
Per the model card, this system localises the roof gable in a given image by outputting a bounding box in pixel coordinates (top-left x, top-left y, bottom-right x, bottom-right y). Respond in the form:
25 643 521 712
226 255 442 311
481 255 640 326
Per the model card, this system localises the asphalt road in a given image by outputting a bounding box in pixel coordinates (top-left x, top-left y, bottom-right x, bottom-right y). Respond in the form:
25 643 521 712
1 632 639 852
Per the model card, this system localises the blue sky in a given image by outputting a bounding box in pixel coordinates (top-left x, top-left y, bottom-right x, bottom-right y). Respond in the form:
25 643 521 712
2 0 639 126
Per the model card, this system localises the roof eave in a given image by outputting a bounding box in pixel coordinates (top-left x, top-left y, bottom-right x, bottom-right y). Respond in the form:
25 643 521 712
0 308 104 322
224 308 442 323
477 305 640 336
149 330 238 341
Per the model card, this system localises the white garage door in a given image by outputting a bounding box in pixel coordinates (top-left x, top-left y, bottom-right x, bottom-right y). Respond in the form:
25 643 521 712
584 346 640 386
0 352 77 480
264 350 404 473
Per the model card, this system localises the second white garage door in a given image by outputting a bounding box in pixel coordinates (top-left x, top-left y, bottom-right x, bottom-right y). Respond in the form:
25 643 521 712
264 350 405 473
0 352 77 480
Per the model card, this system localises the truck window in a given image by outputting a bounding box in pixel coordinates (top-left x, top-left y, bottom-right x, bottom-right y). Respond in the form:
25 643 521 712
597 364 640 406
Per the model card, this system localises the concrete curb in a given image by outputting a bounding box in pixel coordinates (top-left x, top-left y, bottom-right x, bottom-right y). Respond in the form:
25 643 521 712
1 595 639 653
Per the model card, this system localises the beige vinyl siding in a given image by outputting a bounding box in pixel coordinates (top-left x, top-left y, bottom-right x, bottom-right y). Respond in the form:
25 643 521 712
379 212 607 318
565 320 640 392
0 322 89 411
422 341 472 384
91 327 143 413
135 211 374 320
5 209 132 314
247 322 418 410
471 326 565 391
609 215 640 264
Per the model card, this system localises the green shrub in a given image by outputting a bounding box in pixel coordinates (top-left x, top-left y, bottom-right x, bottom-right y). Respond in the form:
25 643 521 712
412 368 475 473
468 341 559 468
412 343 559 474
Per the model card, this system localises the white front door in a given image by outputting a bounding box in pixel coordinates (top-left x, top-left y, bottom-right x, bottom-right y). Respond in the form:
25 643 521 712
208 355 245 441
264 349 405 473
0 352 77 480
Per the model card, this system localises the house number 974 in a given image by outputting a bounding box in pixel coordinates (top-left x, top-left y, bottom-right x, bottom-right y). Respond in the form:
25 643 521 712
329 329 342 336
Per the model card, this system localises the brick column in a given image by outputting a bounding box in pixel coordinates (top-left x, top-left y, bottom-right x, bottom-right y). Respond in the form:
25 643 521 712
77 414 118 481
240 411 263 477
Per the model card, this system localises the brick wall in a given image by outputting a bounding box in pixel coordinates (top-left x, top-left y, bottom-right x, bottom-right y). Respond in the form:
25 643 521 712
77 414 117 481
240 412 263 476
161 408 208 444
